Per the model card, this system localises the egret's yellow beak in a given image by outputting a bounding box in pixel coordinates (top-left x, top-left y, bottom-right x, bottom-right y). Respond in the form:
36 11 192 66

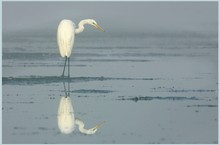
95 121 106 129
95 24 105 32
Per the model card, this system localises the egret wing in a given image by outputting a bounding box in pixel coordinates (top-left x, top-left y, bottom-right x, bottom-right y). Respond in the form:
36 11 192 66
57 19 75 57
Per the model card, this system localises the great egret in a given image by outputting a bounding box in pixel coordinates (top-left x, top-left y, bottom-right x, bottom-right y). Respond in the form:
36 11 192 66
57 96 105 134
57 19 105 77
57 81 105 134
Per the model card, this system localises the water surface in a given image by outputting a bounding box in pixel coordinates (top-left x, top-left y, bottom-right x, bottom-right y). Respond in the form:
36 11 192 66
2 32 218 143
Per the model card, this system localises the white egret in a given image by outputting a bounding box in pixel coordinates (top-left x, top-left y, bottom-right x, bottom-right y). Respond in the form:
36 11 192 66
57 81 105 134
57 96 105 135
57 19 105 77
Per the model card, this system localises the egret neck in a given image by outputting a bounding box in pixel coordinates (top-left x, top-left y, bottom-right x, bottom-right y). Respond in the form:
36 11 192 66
75 118 92 134
75 20 88 34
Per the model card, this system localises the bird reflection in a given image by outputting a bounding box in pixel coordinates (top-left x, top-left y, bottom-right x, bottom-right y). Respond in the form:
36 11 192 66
57 81 105 135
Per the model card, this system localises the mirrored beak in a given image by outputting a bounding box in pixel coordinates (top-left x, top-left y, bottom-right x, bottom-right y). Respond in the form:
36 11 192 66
95 24 105 32
95 121 106 129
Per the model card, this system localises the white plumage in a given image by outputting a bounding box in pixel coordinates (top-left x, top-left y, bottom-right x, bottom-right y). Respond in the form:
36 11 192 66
57 19 105 77
57 96 105 134
57 20 75 58
57 96 75 134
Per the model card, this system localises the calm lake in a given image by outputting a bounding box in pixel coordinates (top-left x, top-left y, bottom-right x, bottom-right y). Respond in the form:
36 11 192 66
2 31 218 143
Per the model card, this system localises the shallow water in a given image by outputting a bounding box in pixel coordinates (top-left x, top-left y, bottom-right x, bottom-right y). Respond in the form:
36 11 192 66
2 32 218 143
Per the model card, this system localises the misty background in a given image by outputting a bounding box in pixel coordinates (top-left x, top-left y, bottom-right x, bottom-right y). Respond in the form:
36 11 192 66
2 2 218 144
2 2 218 36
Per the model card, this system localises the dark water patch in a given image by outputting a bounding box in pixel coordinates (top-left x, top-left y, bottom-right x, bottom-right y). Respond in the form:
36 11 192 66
3 53 58 61
3 101 35 104
76 112 87 116
3 94 21 97
14 47 26 51
76 44 217 50
3 52 106 61
196 72 216 75
77 59 152 62
75 53 106 57
117 96 199 102
31 131 40 135
3 76 157 85
38 127 56 131
12 131 40 136
187 104 218 107
77 93 106 98
13 126 26 130
77 46 148 50
3 64 87 68
17 101 35 104
77 95 90 98
71 89 114 94
169 89 216 93
34 115 49 120
49 96 56 100
182 77 203 80
152 87 216 93
2 107 13 111
2 76 72 85
111 52 182 57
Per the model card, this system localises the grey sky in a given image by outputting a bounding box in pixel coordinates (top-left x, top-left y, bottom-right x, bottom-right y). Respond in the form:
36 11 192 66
3 2 218 34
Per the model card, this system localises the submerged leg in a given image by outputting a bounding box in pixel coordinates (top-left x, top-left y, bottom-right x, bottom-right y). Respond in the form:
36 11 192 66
62 56 67 77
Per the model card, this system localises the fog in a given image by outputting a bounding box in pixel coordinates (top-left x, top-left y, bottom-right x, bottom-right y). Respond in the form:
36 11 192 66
3 2 218 34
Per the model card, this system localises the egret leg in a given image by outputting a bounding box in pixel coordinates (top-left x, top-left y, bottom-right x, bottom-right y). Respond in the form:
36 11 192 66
62 56 67 77
63 81 67 97
68 78 70 96
67 58 70 96
68 57 70 78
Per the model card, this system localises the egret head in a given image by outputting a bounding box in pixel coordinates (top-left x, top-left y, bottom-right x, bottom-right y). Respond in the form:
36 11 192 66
88 19 105 32
86 121 106 135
